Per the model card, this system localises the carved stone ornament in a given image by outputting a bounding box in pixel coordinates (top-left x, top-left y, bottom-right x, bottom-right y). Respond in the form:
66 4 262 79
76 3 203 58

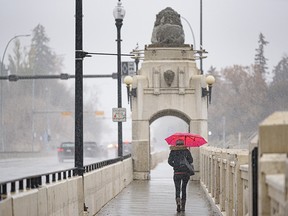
164 70 175 87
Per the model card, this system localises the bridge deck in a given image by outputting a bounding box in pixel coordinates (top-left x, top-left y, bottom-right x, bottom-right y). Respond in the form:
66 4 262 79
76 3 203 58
95 160 215 216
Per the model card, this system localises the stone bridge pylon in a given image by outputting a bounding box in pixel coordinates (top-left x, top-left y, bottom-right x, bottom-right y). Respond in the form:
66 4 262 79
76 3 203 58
128 7 212 180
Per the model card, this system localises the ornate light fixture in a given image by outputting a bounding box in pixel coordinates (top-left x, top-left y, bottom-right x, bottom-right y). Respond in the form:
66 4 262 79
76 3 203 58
202 75 215 104
124 75 137 110
113 0 126 20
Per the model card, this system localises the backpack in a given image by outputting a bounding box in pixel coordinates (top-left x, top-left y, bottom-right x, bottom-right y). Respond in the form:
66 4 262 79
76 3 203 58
182 156 195 176
179 156 186 167
172 152 186 168
177 154 194 176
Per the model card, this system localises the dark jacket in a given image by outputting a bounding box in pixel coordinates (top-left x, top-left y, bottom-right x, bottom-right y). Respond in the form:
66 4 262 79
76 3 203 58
168 146 193 173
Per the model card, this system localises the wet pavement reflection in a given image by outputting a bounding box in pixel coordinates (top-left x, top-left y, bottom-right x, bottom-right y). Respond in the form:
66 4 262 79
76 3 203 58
95 161 215 216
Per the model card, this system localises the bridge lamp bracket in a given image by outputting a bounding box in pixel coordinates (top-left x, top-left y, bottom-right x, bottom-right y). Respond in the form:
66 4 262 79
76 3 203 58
201 75 215 104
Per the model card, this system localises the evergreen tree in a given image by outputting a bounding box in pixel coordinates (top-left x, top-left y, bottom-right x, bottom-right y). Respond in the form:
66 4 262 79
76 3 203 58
267 55 288 112
4 24 103 151
271 55 288 84
254 33 269 81
28 24 62 97
4 24 68 151
28 24 59 74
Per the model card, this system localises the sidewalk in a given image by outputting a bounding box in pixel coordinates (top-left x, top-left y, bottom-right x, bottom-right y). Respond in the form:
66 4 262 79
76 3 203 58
95 160 215 216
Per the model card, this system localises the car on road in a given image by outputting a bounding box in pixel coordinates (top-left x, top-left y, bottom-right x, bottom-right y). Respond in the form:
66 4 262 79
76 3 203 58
107 141 132 156
84 141 108 158
57 141 108 162
57 141 74 162
83 141 98 157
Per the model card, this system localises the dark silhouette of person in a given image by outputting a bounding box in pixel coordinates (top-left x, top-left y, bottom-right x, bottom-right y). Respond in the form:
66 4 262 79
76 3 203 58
168 139 193 212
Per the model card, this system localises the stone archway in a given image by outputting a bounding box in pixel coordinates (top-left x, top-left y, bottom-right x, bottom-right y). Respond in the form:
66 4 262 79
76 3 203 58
130 7 208 180
149 109 191 126
150 113 189 153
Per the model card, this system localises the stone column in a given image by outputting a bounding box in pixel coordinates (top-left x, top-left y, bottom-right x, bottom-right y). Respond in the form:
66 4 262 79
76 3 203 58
132 119 150 180
258 112 288 216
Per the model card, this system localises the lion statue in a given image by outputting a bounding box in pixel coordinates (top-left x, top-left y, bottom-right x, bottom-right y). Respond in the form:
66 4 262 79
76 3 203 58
151 7 185 47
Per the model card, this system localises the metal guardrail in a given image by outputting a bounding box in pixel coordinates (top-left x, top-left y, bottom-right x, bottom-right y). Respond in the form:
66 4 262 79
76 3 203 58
0 154 131 201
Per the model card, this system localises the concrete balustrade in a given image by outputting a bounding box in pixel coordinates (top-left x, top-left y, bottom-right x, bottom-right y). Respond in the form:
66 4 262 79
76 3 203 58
0 151 171 216
240 164 249 215
84 158 133 215
200 147 288 216
0 158 133 216
150 150 169 170
200 112 288 216
200 146 257 216
258 112 288 216
0 176 86 216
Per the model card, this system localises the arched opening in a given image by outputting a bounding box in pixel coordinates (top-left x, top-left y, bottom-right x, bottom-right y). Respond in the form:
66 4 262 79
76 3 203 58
148 110 191 179
150 116 189 153
149 109 191 153
149 109 191 125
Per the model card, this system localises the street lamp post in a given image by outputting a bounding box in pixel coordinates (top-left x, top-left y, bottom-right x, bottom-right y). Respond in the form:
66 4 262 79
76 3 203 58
75 0 84 175
113 0 125 157
0 34 30 75
0 34 30 151
200 0 203 74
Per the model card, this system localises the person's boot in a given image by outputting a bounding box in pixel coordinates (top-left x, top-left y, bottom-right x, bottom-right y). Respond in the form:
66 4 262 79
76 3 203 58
176 198 181 212
181 199 186 211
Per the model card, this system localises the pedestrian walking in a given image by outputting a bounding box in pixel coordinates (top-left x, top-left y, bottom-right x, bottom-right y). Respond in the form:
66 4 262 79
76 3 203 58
168 139 193 212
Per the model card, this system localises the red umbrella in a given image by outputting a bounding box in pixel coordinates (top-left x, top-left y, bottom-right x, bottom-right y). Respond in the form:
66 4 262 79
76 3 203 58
165 132 207 147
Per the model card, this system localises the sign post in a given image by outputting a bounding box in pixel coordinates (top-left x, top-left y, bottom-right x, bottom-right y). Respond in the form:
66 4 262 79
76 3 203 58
121 61 135 76
112 108 127 122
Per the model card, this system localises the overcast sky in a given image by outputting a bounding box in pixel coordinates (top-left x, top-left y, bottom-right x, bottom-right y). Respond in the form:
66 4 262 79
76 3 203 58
1 0 288 142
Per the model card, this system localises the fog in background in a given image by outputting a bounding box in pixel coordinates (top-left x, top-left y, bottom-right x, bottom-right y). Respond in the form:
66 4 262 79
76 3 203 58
1 0 288 148
150 117 188 152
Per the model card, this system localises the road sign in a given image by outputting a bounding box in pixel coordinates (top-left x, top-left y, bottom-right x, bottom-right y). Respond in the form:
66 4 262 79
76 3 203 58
121 61 135 76
61 111 72 116
95 111 105 116
112 108 126 122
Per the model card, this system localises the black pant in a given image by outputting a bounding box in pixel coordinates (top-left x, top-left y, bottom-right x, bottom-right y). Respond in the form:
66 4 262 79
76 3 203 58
173 173 190 200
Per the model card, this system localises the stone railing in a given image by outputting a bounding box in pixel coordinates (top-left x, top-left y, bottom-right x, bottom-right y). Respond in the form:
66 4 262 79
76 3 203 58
200 112 288 216
150 150 169 170
0 150 171 215
0 158 133 216
262 155 287 216
200 146 249 215
257 112 288 216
